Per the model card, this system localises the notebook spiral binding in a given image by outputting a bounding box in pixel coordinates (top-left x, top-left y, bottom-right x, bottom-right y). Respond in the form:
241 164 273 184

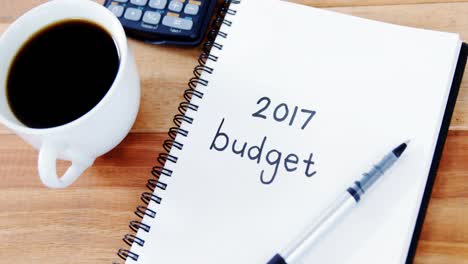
115 1 240 262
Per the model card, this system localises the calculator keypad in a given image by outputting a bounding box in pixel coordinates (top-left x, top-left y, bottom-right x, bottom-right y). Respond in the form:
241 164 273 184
130 0 148 6
184 4 199 15
168 1 183 12
162 15 193 30
105 0 214 45
124 8 143 21
108 5 124 17
143 11 162 25
149 0 167 9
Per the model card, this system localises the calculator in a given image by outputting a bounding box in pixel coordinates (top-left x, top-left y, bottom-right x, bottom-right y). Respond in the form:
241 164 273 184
104 0 217 46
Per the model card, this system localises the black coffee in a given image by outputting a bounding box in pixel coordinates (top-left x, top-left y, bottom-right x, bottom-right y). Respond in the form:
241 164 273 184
7 20 119 129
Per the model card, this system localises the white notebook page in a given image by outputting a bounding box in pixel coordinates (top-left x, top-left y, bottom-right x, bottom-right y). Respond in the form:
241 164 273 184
129 0 461 263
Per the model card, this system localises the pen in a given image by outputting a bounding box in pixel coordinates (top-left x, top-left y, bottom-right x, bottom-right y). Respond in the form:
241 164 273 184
266 141 409 264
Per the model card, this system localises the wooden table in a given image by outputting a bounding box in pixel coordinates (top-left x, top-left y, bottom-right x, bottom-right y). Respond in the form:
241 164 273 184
0 1 467 263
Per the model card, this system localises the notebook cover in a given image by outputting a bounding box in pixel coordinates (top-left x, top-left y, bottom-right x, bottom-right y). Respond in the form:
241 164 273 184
406 42 468 263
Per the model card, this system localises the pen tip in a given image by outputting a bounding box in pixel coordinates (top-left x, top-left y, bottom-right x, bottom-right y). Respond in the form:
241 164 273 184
393 141 409 158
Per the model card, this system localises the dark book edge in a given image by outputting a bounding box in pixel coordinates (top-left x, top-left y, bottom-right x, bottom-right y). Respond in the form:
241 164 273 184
405 42 468 263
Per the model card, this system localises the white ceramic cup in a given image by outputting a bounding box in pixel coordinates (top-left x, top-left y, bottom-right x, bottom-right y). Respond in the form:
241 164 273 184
0 0 140 188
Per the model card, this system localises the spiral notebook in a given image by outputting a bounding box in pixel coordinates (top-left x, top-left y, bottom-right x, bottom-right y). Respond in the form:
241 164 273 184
117 0 467 263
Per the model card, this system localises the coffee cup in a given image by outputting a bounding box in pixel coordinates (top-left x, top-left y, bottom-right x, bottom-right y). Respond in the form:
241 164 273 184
0 0 140 188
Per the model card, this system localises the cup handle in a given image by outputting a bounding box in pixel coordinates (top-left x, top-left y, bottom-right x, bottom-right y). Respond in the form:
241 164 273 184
38 141 94 188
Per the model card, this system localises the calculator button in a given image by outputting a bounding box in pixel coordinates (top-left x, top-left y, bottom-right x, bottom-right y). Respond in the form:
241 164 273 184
143 11 161 25
130 0 148 6
168 1 183 12
124 8 143 21
108 5 124 17
149 0 167 9
162 16 193 30
184 3 199 15
190 0 202 5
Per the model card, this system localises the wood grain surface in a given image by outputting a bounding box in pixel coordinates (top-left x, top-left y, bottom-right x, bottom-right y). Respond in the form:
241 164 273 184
0 1 467 263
